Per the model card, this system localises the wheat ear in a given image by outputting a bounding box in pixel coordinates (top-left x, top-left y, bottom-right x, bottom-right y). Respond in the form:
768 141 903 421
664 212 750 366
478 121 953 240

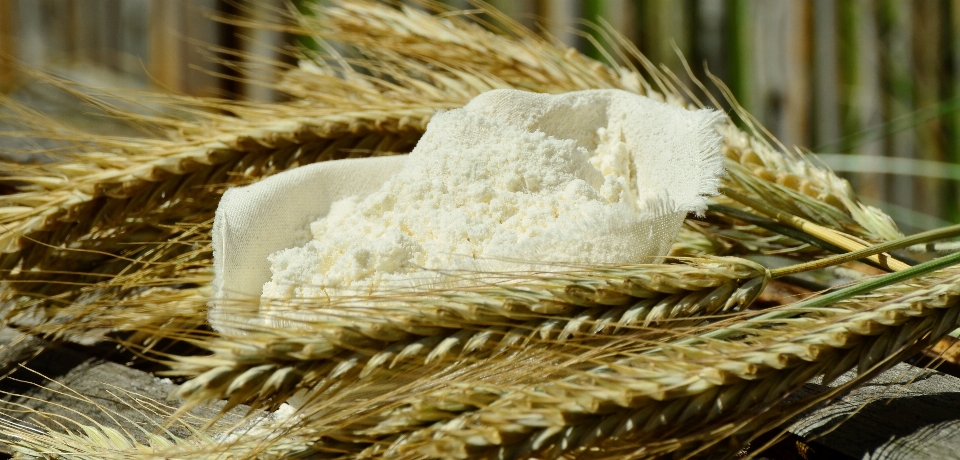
166 258 767 409
380 265 960 458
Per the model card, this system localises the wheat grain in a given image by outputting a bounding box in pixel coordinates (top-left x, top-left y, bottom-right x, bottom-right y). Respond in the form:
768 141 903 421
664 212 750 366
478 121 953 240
154 262 960 459
376 267 960 458
0 127 421 339
306 0 901 246
164 258 766 411
0 2 943 459
226 258 766 337
0 0 903 342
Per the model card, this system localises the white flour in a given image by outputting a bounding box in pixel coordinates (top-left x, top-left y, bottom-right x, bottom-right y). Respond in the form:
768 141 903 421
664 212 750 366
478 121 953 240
259 89 724 302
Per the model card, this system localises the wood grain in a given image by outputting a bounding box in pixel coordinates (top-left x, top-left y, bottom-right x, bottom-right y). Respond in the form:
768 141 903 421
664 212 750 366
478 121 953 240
0 328 249 455
788 362 960 459
0 0 14 92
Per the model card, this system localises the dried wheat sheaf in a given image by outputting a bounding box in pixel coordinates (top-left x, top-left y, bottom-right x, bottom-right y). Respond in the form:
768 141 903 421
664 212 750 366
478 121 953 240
1 1 956 459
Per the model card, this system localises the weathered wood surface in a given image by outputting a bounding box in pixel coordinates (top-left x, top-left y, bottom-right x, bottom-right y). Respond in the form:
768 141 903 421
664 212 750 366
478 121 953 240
4 325 960 459
0 329 248 457
784 362 960 460
0 0 14 93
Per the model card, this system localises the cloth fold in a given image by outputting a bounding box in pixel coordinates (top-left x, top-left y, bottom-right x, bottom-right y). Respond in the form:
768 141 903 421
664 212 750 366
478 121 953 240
209 89 725 335
209 156 407 336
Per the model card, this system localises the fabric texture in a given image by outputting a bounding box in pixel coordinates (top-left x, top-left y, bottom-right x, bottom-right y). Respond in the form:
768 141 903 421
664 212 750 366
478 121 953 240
209 89 724 335
209 156 407 335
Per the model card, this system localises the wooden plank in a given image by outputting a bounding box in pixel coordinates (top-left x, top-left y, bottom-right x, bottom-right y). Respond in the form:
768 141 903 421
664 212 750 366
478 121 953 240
837 0 886 205
147 0 185 92
487 0 535 30
0 328 45 377
788 362 960 459
691 0 731 100
75 0 110 67
881 0 917 216
75 0 121 70
117 0 150 75
0 329 247 455
147 0 222 96
537 0 579 48
182 0 222 97
0 0 15 93
950 1 960 224
8 330 960 458
749 0 812 149
781 0 812 150
811 0 841 149
13 0 49 69
727 0 752 110
636 0 691 84
236 0 288 102
912 1 946 223
599 0 635 47
45 0 78 66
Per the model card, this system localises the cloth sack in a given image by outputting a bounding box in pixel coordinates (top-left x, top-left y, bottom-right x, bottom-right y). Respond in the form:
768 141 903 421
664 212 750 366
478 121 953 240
209 155 408 335
209 89 724 335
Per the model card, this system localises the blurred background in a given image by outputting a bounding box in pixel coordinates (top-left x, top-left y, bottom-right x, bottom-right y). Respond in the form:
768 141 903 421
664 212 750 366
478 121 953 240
0 0 958 233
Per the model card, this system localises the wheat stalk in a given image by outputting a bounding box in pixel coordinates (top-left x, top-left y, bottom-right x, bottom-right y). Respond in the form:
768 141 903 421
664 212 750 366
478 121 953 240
159 253 960 459
0 2 950 459
0 127 420 338
376 265 960 459
0 105 425 254
0 0 903 341
166 258 767 411
306 0 901 244
116 261 959 460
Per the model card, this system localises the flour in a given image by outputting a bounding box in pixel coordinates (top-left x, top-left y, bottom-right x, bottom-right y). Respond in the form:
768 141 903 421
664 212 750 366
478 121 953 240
259 89 724 303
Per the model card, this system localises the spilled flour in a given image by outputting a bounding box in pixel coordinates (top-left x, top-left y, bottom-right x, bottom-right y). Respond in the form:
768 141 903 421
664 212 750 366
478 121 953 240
259 89 724 302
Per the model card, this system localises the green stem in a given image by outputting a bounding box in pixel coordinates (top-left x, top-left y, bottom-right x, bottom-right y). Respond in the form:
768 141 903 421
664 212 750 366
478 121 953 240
708 204 848 254
720 186 911 271
771 223 960 278
696 250 960 344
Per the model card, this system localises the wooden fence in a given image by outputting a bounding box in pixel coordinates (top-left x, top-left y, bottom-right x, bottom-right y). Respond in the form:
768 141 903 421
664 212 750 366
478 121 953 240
0 0 958 230
577 0 960 231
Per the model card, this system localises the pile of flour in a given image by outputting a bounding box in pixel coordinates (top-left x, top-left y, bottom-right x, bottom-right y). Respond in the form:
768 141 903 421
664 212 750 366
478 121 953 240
260 89 724 302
